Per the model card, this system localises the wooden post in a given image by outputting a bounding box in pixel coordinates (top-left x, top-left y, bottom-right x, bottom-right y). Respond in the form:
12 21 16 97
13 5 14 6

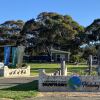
97 47 100 76
88 55 92 75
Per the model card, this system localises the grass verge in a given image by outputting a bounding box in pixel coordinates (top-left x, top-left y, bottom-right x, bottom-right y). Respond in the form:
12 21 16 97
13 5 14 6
29 63 89 75
0 80 38 100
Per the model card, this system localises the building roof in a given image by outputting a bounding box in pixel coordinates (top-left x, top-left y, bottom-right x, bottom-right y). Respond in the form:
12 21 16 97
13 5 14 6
50 49 70 54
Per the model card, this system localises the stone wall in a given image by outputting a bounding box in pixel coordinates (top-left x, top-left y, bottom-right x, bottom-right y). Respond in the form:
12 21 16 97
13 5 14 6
0 66 30 77
39 69 100 92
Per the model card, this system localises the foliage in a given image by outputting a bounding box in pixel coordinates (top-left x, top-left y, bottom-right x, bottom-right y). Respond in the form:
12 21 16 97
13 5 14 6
85 18 100 41
1 13 100 62
71 54 85 63
21 12 84 55
0 20 24 46
82 46 97 59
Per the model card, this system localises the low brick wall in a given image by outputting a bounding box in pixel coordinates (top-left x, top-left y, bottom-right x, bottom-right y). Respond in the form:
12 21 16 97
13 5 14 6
0 66 30 77
39 69 100 92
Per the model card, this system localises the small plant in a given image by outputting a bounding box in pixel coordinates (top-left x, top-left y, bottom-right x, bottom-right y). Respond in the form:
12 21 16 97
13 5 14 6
79 70 86 75
90 71 97 75
22 63 27 67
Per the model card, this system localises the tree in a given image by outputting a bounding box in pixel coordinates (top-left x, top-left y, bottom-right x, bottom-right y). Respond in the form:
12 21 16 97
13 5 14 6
36 12 84 54
0 20 24 46
21 12 84 55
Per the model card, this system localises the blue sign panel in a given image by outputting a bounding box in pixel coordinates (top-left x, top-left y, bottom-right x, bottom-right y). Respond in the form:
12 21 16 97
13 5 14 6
4 46 11 66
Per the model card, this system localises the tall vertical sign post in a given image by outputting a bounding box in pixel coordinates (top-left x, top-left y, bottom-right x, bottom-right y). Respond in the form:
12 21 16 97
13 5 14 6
12 47 17 67
17 46 25 67
4 46 11 66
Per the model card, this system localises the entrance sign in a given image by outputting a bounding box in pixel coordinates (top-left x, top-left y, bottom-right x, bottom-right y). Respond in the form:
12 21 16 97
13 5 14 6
39 69 100 92
68 76 81 90
0 46 31 77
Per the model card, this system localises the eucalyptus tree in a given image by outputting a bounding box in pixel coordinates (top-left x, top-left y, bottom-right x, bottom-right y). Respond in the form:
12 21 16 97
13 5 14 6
21 12 84 56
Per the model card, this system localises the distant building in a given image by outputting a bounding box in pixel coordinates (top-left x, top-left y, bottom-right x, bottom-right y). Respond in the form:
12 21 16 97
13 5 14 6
50 49 70 62
23 49 70 63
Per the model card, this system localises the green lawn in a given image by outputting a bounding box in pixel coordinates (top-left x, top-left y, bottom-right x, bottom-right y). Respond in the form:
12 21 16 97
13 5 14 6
29 63 89 76
29 63 60 75
0 80 38 100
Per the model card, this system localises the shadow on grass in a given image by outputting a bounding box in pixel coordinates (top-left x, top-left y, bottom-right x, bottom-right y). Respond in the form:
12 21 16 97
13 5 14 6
31 68 59 70
1 80 38 91
31 68 59 73
68 66 87 71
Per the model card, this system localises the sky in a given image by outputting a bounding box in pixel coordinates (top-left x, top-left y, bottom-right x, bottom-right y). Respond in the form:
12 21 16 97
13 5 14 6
0 0 100 26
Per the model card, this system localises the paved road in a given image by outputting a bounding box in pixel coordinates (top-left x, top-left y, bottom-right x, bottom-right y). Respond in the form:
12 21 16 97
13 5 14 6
26 96 100 100
25 92 100 100
0 77 37 89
